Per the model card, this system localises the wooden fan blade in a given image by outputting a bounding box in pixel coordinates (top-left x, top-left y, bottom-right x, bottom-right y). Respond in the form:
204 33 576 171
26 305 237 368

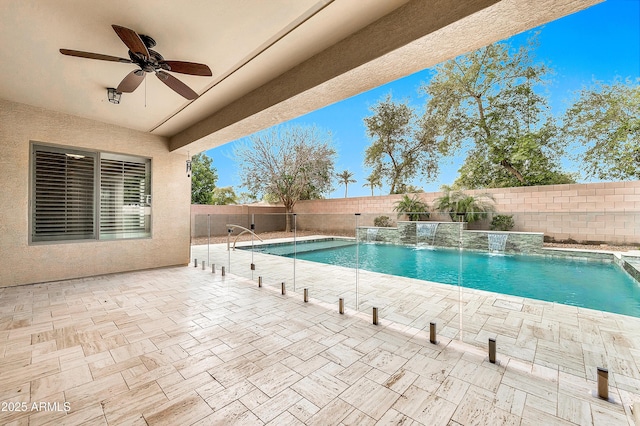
156 71 198 100
60 49 131 63
117 70 145 93
159 61 212 76
112 25 149 59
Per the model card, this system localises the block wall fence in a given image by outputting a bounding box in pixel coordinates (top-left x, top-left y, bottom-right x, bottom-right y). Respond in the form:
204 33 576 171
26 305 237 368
191 204 286 238
192 181 640 245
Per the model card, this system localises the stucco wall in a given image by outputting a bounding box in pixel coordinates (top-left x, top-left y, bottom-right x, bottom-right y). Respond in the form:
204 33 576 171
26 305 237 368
0 99 191 287
292 182 640 245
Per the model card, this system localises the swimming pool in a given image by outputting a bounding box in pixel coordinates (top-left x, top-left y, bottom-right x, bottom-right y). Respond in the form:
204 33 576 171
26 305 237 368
247 240 640 317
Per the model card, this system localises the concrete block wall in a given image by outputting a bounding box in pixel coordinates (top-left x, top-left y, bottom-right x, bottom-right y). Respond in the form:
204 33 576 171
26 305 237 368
293 181 640 245
192 181 639 244
191 205 286 237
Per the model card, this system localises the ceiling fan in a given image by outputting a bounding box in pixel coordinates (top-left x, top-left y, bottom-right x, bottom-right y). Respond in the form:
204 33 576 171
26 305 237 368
60 25 212 100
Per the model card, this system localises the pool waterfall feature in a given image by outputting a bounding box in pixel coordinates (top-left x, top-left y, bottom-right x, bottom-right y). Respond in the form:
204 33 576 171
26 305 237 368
357 221 544 254
416 222 439 246
487 232 509 252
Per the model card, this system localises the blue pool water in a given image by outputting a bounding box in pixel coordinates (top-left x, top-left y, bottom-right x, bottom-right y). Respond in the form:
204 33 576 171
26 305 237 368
250 240 640 317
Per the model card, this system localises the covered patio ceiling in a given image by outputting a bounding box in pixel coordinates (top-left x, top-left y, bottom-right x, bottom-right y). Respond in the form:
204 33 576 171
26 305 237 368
0 0 600 155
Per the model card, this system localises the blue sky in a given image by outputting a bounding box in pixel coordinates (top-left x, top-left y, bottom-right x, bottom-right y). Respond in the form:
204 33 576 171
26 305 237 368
206 0 640 199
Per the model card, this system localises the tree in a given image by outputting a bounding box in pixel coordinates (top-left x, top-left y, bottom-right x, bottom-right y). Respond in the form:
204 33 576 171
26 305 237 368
237 192 258 204
402 184 424 193
364 94 441 194
421 36 570 188
490 215 514 231
562 79 640 180
393 194 430 221
190 153 218 204
363 173 381 196
336 170 356 197
234 125 336 231
433 185 495 223
211 186 237 205
454 144 575 189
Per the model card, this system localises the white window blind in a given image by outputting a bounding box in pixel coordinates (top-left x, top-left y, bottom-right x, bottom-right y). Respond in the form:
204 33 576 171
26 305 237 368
32 147 96 242
100 154 151 239
31 144 151 243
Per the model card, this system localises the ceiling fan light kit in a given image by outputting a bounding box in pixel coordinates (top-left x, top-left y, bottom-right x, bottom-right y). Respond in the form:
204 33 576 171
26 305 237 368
60 24 212 102
107 88 122 104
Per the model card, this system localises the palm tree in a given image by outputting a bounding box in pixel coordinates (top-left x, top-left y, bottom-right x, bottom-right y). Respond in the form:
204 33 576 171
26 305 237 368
433 185 495 223
363 174 381 196
336 170 356 198
393 194 430 221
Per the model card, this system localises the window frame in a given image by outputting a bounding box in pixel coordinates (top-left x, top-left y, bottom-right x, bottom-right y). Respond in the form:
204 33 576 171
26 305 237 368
29 142 152 244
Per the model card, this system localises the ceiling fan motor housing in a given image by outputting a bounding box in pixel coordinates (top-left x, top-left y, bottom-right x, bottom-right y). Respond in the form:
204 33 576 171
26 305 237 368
128 48 168 73
139 34 156 48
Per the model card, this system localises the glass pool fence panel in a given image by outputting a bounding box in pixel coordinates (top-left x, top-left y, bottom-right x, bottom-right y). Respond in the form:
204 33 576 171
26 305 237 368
355 211 465 338
224 213 291 290
191 214 213 266
290 213 359 309
356 212 396 320
214 212 359 305
190 213 238 275
254 212 296 294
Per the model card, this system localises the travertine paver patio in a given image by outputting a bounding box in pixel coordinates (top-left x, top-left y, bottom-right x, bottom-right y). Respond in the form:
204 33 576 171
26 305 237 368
0 241 639 425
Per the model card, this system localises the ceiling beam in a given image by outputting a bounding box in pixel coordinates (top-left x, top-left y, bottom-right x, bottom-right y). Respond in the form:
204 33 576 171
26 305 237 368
169 0 601 154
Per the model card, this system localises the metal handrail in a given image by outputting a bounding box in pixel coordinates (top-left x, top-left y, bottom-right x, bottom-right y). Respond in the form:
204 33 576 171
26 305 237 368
226 224 264 250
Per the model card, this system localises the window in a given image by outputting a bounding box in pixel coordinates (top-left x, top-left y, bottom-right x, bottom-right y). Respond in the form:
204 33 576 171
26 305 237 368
100 153 151 240
31 146 97 242
31 144 151 243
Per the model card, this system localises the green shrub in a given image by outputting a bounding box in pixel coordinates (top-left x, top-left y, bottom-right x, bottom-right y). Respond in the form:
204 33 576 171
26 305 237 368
490 214 514 231
374 216 393 227
434 185 495 223
393 194 430 221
